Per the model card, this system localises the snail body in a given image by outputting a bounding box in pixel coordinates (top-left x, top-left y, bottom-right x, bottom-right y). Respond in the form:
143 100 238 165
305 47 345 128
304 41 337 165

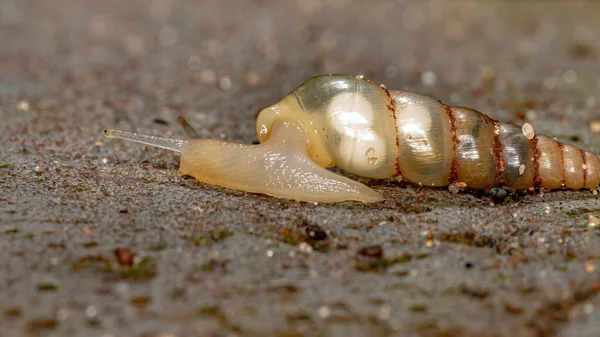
104 74 600 203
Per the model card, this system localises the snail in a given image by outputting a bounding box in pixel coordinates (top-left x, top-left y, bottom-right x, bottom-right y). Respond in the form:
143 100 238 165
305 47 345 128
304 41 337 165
104 74 600 203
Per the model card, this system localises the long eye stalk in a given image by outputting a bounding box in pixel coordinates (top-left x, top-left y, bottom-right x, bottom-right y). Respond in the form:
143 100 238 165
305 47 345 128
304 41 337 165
103 129 184 153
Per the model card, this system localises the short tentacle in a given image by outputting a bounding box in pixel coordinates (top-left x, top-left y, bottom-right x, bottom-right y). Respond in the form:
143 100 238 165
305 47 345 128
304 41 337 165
177 116 200 139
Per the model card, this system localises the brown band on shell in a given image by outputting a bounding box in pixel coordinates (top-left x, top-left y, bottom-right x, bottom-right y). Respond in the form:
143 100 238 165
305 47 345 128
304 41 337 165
383 86 402 178
530 136 542 188
486 117 504 186
443 103 459 184
559 143 566 187
580 148 587 188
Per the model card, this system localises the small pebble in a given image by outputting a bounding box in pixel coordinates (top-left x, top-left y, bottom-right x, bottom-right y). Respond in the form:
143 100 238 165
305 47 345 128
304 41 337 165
318 306 330 318
298 242 313 254
448 181 467 194
85 305 97 318
114 248 135 266
305 224 328 241
489 187 511 203
16 100 30 111
589 214 600 227
584 262 595 273
521 123 535 140
590 120 600 134
219 76 232 90
357 245 383 258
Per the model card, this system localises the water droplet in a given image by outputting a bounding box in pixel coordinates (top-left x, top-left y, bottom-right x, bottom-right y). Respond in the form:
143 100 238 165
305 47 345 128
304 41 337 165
582 163 588 170
266 250 274 257
521 123 535 140
494 125 501 135
519 164 526 175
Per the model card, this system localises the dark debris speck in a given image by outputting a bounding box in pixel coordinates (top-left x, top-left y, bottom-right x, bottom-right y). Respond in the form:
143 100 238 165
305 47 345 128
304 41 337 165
357 245 383 258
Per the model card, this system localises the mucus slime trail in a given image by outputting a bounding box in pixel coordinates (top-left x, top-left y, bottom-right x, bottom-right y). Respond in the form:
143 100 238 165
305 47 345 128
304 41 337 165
104 74 600 203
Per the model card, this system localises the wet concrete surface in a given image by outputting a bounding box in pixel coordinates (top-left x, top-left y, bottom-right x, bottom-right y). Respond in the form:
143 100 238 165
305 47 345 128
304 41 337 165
1 0 600 336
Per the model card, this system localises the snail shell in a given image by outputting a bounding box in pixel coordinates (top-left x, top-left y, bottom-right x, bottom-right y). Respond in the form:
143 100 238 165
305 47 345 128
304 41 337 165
104 74 600 203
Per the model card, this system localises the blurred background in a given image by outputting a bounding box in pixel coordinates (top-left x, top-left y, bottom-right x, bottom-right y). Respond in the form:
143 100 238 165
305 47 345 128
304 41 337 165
2 0 600 139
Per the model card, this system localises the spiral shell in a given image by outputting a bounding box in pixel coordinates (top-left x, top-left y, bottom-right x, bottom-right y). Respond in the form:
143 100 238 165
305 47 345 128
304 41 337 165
274 75 600 190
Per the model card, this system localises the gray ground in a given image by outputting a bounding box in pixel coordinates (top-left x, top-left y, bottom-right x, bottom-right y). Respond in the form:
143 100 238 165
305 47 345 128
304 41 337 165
1 1 600 336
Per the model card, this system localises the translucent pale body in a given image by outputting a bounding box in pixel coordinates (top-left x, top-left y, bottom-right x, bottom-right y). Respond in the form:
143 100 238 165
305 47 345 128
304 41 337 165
178 120 383 203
